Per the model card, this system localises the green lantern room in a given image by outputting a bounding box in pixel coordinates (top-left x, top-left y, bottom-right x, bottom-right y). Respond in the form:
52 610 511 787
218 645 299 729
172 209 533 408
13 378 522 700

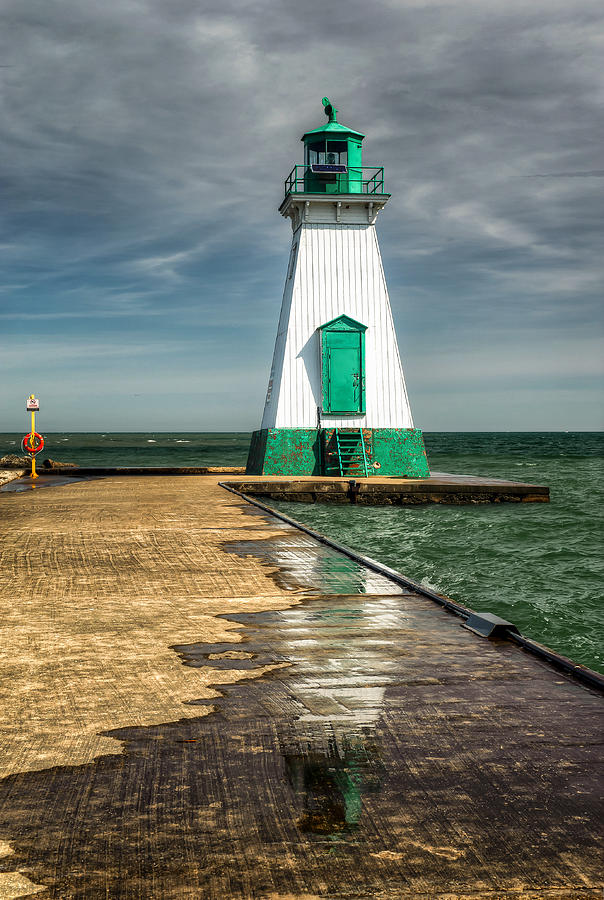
302 98 365 194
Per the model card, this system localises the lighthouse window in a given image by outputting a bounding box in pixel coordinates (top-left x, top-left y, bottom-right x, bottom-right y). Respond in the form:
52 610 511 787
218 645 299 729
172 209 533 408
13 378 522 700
306 140 348 167
327 141 347 166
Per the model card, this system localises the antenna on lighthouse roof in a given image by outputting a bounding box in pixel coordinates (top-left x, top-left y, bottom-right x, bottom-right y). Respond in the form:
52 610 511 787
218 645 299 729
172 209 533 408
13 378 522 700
322 97 338 123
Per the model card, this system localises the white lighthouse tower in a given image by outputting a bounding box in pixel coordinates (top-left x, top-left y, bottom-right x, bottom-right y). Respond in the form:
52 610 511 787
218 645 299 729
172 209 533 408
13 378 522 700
247 98 429 477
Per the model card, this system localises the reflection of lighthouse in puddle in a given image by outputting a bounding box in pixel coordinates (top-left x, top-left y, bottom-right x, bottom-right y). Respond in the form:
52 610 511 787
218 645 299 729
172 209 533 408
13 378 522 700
190 533 407 837
274 594 404 835
266 532 403 597
276 599 398 725
283 731 378 835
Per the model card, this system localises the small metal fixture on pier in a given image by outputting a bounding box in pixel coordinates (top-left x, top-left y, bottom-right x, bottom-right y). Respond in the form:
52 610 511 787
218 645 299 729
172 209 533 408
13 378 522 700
462 612 520 639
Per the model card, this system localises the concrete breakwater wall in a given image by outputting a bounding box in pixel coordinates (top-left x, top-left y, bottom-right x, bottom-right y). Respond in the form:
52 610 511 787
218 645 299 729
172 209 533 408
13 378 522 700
5 465 550 504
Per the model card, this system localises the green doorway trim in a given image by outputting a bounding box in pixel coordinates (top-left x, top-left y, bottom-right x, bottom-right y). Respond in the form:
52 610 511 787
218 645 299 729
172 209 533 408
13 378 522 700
320 315 366 415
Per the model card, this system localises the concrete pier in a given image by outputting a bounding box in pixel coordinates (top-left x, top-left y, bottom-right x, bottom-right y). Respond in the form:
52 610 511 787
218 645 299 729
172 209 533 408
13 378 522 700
0 475 599 899
224 471 550 503
6 467 550 503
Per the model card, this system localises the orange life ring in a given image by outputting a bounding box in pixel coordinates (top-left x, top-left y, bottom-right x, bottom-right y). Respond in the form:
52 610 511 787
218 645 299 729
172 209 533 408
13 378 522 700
21 432 44 455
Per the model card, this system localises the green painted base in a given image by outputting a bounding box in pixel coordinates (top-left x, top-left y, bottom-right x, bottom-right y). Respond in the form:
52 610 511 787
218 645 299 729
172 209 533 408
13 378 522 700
246 428 321 476
246 428 430 477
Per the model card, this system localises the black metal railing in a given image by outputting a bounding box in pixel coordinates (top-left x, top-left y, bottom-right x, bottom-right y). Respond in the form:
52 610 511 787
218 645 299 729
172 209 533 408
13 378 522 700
284 165 386 198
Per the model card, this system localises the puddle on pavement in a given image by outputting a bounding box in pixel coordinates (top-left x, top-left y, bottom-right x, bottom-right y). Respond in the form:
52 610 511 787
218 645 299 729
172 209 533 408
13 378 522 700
0 475 97 493
0 505 601 897
223 505 403 597
173 590 410 846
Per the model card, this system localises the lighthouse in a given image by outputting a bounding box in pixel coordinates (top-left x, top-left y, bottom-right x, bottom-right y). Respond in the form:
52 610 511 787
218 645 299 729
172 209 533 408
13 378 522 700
247 98 429 478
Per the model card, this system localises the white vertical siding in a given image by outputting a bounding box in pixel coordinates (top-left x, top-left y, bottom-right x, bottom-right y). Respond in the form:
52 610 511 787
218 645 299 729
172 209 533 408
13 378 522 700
260 238 298 429
261 222 414 430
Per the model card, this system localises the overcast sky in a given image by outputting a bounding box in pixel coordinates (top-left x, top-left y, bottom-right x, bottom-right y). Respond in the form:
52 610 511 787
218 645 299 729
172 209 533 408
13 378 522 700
1 0 603 431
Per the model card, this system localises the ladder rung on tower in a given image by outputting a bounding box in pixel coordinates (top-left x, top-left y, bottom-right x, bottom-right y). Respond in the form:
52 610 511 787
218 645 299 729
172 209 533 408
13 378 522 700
326 428 369 477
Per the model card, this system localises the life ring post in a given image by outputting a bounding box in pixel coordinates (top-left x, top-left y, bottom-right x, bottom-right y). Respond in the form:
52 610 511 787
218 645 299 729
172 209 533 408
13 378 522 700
24 394 42 479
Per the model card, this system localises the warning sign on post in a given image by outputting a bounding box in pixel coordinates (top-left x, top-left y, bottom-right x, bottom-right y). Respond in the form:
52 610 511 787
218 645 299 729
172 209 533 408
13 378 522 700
26 396 40 412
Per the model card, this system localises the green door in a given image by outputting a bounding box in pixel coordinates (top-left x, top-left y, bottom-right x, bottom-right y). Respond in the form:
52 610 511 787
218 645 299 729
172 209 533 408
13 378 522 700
322 330 364 414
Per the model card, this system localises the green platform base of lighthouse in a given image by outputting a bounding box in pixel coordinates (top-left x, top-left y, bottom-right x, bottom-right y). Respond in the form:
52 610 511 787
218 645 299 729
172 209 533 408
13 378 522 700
246 428 430 477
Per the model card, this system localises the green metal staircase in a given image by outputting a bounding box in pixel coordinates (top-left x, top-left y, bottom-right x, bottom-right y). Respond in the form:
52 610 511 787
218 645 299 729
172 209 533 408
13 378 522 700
323 428 369 477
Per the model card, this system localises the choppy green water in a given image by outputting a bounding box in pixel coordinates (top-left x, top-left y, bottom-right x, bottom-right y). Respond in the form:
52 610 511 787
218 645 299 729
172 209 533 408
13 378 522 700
0 432 250 468
2 431 602 673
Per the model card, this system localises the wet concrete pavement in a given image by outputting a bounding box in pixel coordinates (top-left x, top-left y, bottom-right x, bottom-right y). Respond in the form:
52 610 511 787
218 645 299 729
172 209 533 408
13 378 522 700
0 478 601 898
0 474 96 492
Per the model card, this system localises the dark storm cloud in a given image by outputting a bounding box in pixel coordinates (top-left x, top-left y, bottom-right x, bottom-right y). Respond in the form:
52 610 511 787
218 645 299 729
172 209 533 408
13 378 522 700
0 0 602 429
522 171 604 177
